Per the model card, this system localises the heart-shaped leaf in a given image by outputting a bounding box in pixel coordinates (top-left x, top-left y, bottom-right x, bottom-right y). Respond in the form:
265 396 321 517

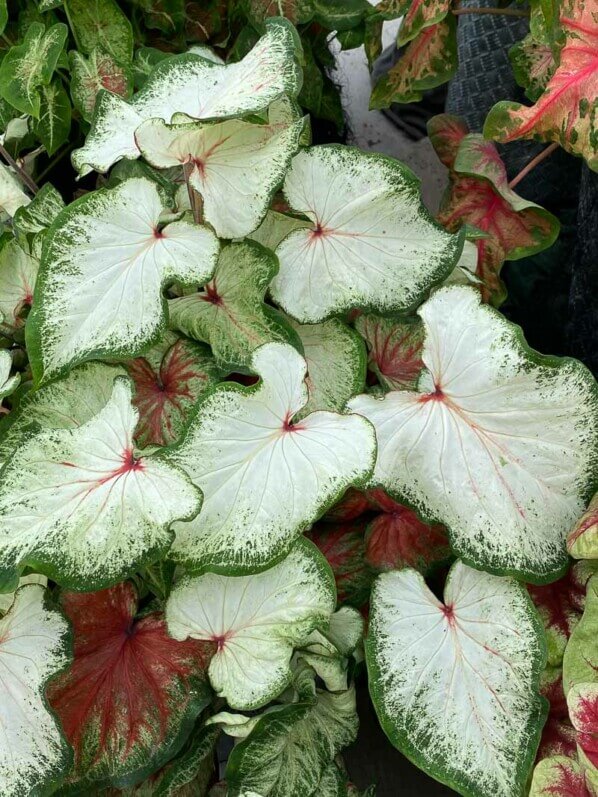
370 17 457 108
349 286 598 583
568 493 598 559
367 561 547 797
48 581 213 791
0 583 71 797
26 177 219 384
0 22 67 117
65 0 133 65
530 756 592 797
354 313 424 391
365 488 451 575
510 34 556 102
395 0 451 46
427 112 469 169
308 521 374 608
165 538 335 709
32 79 72 156
484 0 598 171
0 164 30 218
563 574 598 695
126 337 219 447
270 145 462 323
72 19 302 176
0 238 38 329
168 240 295 372
225 667 358 797
167 341 376 574
0 377 201 590
436 132 560 304
288 317 366 418
135 114 304 239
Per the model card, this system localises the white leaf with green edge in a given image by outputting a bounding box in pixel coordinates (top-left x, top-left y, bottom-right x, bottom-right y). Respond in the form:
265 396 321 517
225 668 358 797
367 561 547 797
26 177 219 384
166 538 336 709
31 79 71 156
349 286 598 582
12 182 64 236
136 115 304 239
0 23 68 117
186 44 224 65
206 711 271 739
0 350 19 400
167 341 376 574
64 0 133 65
72 20 302 176
169 241 294 372
249 209 311 251
0 163 30 217
0 583 71 797
288 317 366 419
0 573 47 615
0 360 125 460
269 145 462 323
0 377 201 591
0 238 38 329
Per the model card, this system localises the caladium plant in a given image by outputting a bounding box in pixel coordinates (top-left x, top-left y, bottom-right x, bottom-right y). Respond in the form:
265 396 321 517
0 3 595 796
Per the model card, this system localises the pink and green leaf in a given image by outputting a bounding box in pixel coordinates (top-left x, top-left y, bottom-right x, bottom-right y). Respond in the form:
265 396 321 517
126 337 219 448
365 489 451 575
396 0 452 47
70 49 133 122
568 493 598 559
510 34 557 102
354 314 424 391
48 581 214 791
370 16 457 108
308 522 375 609
485 0 598 171
538 667 577 761
427 112 469 169
530 756 592 797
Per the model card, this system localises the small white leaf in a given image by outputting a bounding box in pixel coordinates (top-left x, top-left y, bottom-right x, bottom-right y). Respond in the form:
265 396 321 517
168 341 376 573
349 286 598 582
166 538 336 709
0 163 30 218
27 177 219 383
0 584 71 797
72 19 302 176
367 562 547 797
136 114 304 239
0 377 201 590
0 350 19 400
270 145 462 322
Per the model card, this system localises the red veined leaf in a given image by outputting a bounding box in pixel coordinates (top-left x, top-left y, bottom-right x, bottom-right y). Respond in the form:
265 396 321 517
436 133 560 304
70 50 133 123
568 684 598 768
530 756 593 797
246 0 314 26
538 668 577 761
47 582 214 791
568 493 598 559
365 489 451 575
528 566 588 666
396 0 452 46
510 34 557 102
307 522 375 608
370 16 457 108
126 338 219 448
354 314 424 391
485 0 598 171
322 488 370 523
427 112 469 169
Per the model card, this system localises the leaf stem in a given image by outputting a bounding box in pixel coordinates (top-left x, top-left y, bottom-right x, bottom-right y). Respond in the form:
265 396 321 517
183 161 204 225
508 142 559 189
452 7 530 16
0 143 39 195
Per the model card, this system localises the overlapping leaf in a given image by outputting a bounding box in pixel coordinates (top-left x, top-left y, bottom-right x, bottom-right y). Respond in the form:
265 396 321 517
27 176 219 383
349 286 598 582
48 581 213 790
72 20 302 176
530 756 593 797
126 336 219 447
166 539 335 709
485 0 598 171
136 112 304 239
510 34 556 102
0 350 19 401
0 377 201 590
167 341 376 574
309 521 374 608
70 49 133 122
169 241 295 372
395 0 452 46
0 584 71 797
568 493 598 559
270 145 462 323
367 561 547 797
354 314 424 391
